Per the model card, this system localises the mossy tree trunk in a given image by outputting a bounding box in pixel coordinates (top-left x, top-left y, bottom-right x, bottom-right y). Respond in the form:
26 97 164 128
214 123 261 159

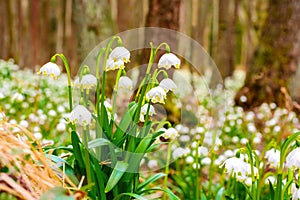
235 0 300 109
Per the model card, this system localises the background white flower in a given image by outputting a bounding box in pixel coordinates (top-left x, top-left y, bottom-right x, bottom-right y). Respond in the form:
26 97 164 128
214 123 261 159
286 147 300 169
159 78 177 92
37 62 61 79
69 105 92 126
158 53 180 70
75 74 97 90
118 76 133 90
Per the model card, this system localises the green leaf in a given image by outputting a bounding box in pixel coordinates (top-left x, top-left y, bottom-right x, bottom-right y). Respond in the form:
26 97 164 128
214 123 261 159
71 131 85 174
91 155 107 200
135 135 152 153
269 180 275 200
113 193 148 200
142 187 180 200
88 138 111 148
201 193 207 200
105 161 128 193
136 173 166 192
46 155 79 185
114 103 137 144
216 187 225 200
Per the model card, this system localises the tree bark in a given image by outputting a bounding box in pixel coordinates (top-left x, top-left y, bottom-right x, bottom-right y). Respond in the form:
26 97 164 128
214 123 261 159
235 0 300 109
214 0 238 78
139 0 181 82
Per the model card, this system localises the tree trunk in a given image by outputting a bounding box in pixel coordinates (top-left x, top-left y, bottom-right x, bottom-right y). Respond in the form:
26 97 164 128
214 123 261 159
139 0 181 83
214 0 238 78
235 0 300 109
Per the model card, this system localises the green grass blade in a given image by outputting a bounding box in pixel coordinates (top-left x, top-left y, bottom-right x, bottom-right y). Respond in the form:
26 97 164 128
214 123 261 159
136 173 166 192
105 161 128 193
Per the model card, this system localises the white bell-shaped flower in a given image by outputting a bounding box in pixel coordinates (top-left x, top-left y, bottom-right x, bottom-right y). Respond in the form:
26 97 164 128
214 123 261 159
106 58 125 71
37 62 61 79
74 74 97 90
286 147 300 169
118 76 133 90
140 103 156 122
145 86 167 104
159 78 177 92
221 157 248 181
265 148 280 168
69 105 92 126
291 183 300 200
162 127 179 140
109 47 130 63
158 53 180 70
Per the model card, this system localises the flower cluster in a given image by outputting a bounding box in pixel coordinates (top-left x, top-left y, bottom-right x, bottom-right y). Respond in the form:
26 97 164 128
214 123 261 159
106 47 130 71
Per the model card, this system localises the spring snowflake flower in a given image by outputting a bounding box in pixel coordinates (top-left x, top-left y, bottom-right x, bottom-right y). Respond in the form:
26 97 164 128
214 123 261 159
37 62 61 79
286 147 300 169
291 183 300 200
109 47 130 63
158 53 180 70
221 157 248 181
162 127 179 140
140 103 156 122
118 76 133 90
146 86 167 104
265 148 280 168
105 58 125 71
69 105 92 126
74 74 97 90
159 78 177 92
105 47 130 71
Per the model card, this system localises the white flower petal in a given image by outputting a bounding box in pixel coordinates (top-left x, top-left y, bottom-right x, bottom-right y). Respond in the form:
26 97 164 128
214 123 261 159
159 78 177 92
118 76 133 90
69 105 92 126
37 62 61 79
158 53 180 70
145 86 167 104
109 47 130 63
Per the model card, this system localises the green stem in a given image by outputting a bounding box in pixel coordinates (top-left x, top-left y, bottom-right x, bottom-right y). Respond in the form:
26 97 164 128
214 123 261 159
163 143 172 200
195 140 200 199
111 69 123 119
275 173 282 200
51 53 73 111
82 127 92 186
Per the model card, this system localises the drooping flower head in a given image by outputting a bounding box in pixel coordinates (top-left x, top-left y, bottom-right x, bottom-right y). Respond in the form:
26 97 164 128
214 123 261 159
105 46 130 71
162 127 179 140
109 47 130 63
37 62 61 79
106 58 124 71
286 147 300 169
74 74 97 90
221 157 248 181
145 86 167 104
265 148 280 168
140 103 156 122
118 76 133 90
159 78 177 92
69 105 92 126
158 53 180 70
291 183 300 200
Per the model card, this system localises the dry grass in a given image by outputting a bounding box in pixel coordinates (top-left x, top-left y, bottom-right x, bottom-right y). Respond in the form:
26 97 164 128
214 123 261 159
0 119 76 199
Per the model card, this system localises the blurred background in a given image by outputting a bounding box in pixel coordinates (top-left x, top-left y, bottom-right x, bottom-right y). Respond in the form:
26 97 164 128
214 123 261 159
1 0 300 109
